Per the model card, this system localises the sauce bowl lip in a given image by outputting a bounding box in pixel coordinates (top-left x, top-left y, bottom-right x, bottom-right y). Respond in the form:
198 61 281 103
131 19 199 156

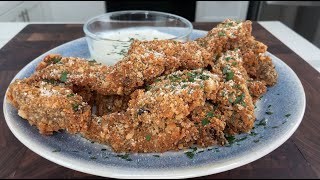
83 10 193 42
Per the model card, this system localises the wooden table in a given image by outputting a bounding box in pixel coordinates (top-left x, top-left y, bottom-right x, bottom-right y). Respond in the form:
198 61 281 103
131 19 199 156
0 22 319 179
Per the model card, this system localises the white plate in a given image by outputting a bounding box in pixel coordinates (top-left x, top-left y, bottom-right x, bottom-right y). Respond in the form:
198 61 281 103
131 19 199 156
3 30 305 179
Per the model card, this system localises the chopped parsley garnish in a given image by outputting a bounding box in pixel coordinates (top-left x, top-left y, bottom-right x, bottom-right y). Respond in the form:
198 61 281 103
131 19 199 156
222 67 234 81
207 111 214 118
231 62 237 66
90 156 97 160
272 126 278 129
60 71 68 82
72 103 79 111
257 118 267 126
250 132 258 136
119 49 127 56
225 57 231 61
233 93 245 104
116 154 132 161
51 57 62 64
67 93 74 97
146 85 152 91
199 74 210 80
169 74 181 82
184 151 195 159
285 114 291 118
181 84 188 89
218 31 226 36
265 111 273 115
268 105 272 108
226 71 234 81
43 79 55 84
235 137 247 142
253 139 260 143
153 155 160 158
187 72 196 82
201 118 210 126
88 60 97 66
190 147 197 152
52 149 61 153
226 135 235 144
154 78 161 82
145 134 151 141
101 148 107 151
197 150 204 154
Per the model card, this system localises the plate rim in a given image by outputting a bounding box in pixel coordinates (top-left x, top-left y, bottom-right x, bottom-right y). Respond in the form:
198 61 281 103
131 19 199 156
3 29 306 179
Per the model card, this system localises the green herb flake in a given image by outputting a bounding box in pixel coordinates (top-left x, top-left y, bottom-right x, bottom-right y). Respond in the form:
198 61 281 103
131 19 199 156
101 148 107 151
60 71 68 82
265 111 273 115
43 79 55 84
90 156 97 160
253 139 260 143
71 150 79 153
145 134 151 141
272 126 278 129
232 62 238 66
250 132 258 136
154 78 161 82
153 155 160 158
233 93 245 104
116 154 132 161
181 84 188 89
191 147 197 152
201 118 210 126
285 114 291 118
207 111 214 118
199 74 209 80
51 57 62 64
268 105 272 108
52 149 61 153
218 31 226 37
225 57 231 61
72 103 79 111
197 150 204 154
184 151 194 159
257 118 267 126
88 59 97 66
226 135 235 144
222 67 229 74
226 71 234 81
235 137 247 142
67 93 75 97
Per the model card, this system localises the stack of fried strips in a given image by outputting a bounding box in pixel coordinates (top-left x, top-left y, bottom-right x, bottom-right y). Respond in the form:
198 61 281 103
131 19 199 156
7 19 277 153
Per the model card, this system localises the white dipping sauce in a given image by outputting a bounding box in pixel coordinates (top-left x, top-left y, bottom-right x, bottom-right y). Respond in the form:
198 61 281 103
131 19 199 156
89 29 176 65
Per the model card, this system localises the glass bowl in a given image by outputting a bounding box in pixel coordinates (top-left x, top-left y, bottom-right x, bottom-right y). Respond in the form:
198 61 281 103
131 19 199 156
83 10 193 65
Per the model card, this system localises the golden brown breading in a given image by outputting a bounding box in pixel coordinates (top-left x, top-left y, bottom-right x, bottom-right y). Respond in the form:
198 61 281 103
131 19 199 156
190 102 227 147
83 69 223 153
33 41 212 96
247 80 267 103
7 79 91 135
240 37 278 86
95 94 129 116
197 19 277 86
212 50 256 134
6 19 278 153
196 19 252 58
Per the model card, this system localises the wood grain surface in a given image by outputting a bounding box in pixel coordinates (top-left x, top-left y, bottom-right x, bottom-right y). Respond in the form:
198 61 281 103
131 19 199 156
0 22 319 179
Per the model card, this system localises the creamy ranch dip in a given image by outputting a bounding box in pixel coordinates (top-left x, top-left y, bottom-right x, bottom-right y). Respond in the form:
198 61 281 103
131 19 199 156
89 29 176 65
